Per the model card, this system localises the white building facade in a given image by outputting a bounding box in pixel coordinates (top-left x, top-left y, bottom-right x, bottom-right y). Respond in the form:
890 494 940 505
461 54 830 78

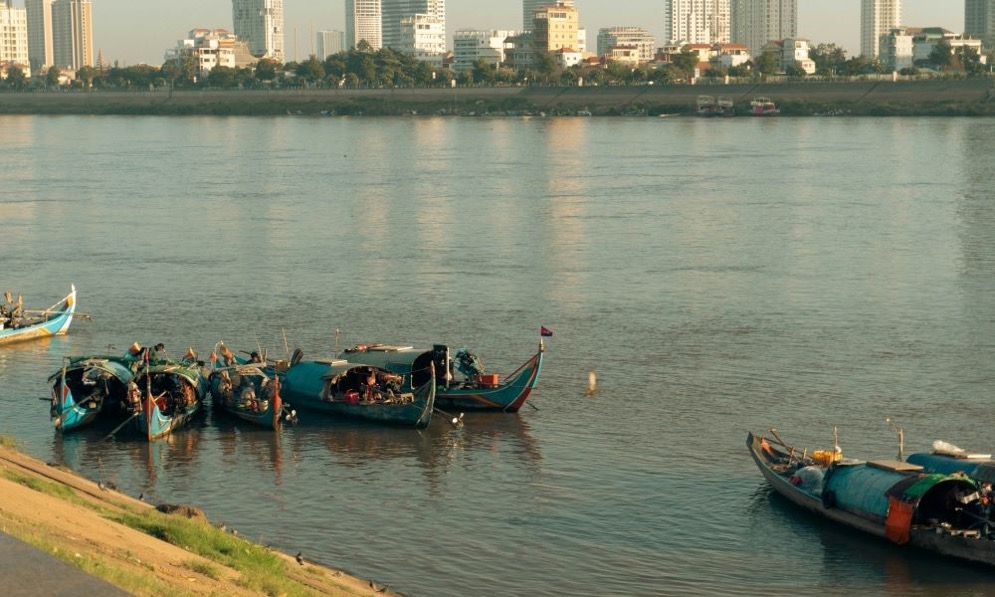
52 0 91 71
730 0 797 58
382 0 444 50
861 0 901 58
346 0 382 50
25 0 53 73
780 37 815 73
665 0 731 45
0 0 29 68
596 27 656 62
399 13 445 65
453 29 515 71
232 0 284 62
165 29 254 77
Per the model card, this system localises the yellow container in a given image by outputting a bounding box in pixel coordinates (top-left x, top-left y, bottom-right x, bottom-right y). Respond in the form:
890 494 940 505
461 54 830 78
813 450 841 466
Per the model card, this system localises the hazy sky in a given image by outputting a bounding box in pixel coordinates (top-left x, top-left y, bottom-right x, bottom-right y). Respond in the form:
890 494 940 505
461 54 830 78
75 1 963 66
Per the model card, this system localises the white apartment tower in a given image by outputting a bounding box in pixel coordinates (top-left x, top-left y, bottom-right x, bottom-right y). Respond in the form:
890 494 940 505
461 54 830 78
0 0 29 67
25 0 54 73
665 0 731 45
51 0 91 71
965 0 995 46
346 0 382 50
316 30 345 59
861 0 901 58
232 0 284 62
730 0 796 58
382 1 444 50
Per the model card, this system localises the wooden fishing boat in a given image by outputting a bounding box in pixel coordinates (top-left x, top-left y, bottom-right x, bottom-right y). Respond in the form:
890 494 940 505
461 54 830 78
340 341 543 412
208 345 294 430
0 285 76 345
906 442 995 483
748 430 995 568
48 354 141 433
130 358 208 441
279 357 435 428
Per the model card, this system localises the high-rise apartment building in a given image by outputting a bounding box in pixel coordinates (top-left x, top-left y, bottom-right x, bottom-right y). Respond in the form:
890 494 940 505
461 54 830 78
965 0 995 47
730 0 796 57
232 0 284 62
382 1 444 50
0 0 29 68
399 13 446 64
52 0 91 71
25 0 53 73
533 1 579 53
596 27 656 62
861 0 901 58
665 0 731 45
522 0 551 32
316 30 345 59
346 0 382 50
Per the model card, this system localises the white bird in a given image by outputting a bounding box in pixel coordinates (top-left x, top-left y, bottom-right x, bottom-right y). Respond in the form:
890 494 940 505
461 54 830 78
586 370 598 396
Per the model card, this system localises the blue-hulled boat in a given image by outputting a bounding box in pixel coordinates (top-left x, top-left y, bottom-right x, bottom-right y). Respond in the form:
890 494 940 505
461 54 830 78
208 344 294 430
0 285 76 345
748 430 995 567
48 353 141 432
907 443 995 483
131 356 208 441
279 357 435 428
340 340 543 412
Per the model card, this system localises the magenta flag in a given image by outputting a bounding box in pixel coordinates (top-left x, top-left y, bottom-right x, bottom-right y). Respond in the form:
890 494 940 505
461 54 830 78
540 326 554 337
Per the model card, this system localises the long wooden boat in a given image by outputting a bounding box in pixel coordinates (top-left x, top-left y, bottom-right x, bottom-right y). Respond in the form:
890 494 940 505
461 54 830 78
131 359 207 441
279 358 435 428
48 353 141 433
748 430 995 567
208 347 292 430
906 443 995 483
340 341 543 412
0 285 76 345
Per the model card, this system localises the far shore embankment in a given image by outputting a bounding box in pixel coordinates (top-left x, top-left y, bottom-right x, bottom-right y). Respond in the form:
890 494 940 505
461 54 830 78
1 78 994 116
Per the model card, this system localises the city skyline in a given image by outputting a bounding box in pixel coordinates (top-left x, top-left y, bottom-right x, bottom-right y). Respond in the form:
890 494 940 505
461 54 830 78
29 0 963 66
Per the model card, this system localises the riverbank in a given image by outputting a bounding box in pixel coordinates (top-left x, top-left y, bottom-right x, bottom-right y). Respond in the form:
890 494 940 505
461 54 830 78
0 78 994 116
0 439 389 597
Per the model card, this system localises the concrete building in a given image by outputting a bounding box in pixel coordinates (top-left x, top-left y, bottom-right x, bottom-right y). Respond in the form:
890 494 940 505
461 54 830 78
382 1 444 50
665 0 730 45
165 28 254 77
861 0 901 58
730 0 796 58
25 0 53 73
522 0 549 32
346 0 382 50
713 42 751 67
398 13 446 65
232 0 284 62
533 0 578 54
596 27 655 62
0 0 29 69
52 0 91 71
452 29 516 72
965 0 995 47
316 30 345 59
780 37 815 73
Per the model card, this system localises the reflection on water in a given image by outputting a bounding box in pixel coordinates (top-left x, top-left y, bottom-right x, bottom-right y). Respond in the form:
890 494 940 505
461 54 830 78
6 116 995 595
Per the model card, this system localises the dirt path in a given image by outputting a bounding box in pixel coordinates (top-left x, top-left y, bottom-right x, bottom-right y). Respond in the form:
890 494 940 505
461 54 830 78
0 445 388 596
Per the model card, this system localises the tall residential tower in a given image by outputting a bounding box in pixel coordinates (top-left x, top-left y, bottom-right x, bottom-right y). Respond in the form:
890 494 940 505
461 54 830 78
51 0 91 71
665 0 731 45
730 0 797 57
25 0 54 73
0 0 29 68
382 1 445 50
232 0 284 61
861 0 901 58
346 0 382 50
965 0 995 47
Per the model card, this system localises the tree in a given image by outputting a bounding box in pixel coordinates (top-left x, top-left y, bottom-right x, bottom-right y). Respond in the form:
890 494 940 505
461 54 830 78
77 65 96 89
810 43 847 76
472 58 496 85
5 65 26 89
958 46 985 75
207 65 235 88
754 52 781 75
46 66 62 88
671 48 699 82
255 58 279 82
296 56 325 84
532 51 559 84
784 62 807 77
928 40 953 70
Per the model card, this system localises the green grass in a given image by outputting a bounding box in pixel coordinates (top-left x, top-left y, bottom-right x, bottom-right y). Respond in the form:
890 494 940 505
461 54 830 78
181 559 221 580
112 510 321 597
1 469 78 502
0 434 19 447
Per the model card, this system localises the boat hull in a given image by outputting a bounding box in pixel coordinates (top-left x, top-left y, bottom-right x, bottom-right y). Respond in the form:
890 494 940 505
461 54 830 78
436 351 543 412
49 355 136 433
0 286 76 346
132 364 207 441
209 366 285 430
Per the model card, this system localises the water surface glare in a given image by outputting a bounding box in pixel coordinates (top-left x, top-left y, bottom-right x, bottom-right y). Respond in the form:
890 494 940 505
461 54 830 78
2 115 995 595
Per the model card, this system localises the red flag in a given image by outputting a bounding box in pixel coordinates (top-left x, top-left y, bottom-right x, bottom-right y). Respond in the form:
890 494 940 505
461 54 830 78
540 326 554 337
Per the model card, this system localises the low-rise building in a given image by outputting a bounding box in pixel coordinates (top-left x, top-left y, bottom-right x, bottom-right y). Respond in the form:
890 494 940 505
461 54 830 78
452 29 516 72
880 27 986 71
165 29 254 77
596 27 655 62
779 37 815 73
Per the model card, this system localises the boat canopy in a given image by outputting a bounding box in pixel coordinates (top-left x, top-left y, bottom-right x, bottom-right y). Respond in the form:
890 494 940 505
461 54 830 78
340 344 448 388
907 452 995 485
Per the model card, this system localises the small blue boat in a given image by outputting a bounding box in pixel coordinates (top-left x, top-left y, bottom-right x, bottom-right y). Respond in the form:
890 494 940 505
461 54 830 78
340 340 544 412
48 353 141 433
131 355 208 441
748 430 995 568
279 357 435 428
208 344 294 430
0 285 76 345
